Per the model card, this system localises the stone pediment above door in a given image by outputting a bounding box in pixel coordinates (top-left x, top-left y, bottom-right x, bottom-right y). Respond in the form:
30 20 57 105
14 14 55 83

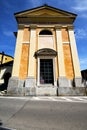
34 48 57 58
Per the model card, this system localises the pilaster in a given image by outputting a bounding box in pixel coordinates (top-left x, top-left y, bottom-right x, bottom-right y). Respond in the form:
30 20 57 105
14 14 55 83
12 25 24 77
28 25 37 77
55 26 69 87
25 25 37 88
68 26 82 87
37 58 40 86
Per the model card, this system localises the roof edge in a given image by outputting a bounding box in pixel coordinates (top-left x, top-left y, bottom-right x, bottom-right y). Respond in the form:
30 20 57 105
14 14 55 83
0 52 14 59
14 4 77 17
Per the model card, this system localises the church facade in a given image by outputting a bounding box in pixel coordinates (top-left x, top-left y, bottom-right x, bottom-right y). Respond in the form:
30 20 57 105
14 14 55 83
8 5 85 96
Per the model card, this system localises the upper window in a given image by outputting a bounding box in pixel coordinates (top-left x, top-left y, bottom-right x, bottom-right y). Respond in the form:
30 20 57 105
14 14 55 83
39 30 52 35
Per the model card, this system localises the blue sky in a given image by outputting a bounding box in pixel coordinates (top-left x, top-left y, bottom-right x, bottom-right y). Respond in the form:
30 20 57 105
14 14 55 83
0 0 87 70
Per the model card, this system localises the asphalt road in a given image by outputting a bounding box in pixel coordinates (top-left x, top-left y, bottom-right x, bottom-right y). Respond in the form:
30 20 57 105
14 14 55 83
0 97 87 130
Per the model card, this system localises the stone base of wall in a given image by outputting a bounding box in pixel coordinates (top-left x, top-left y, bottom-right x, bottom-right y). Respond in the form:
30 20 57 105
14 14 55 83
24 77 36 96
7 77 86 96
75 77 82 87
25 77 35 88
58 87 86 96
24 87 36 96
7 77 36 96
58 77 70 87
7 77 25 96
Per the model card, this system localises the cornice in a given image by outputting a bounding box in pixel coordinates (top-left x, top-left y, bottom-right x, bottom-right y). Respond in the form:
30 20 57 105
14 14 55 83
24 25 30 28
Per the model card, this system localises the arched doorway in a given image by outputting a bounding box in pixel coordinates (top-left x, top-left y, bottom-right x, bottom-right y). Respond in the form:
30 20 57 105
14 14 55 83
35 48 57 86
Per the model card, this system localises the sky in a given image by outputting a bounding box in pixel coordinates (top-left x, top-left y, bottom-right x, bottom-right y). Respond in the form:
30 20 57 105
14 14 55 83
0 0 87 70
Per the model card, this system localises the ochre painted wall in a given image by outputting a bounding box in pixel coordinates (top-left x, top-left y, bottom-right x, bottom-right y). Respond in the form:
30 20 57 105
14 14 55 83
19 43 30 79
18 26 75 80
61 28 69 42
23 27 30 42
61 27 74 79
19 27 30 79
63 44 74 79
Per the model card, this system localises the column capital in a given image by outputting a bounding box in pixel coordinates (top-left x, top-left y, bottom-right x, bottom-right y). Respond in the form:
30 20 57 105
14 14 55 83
67 25 74 30
54 25 62 30
24 25 29 28
18 24 24 29
29 24 37 29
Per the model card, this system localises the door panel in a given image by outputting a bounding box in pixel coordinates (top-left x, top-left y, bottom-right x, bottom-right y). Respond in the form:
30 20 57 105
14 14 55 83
40 59 54 84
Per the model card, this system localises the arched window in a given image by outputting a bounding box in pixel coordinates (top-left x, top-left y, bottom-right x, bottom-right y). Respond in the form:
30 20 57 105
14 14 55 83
39 30 52 35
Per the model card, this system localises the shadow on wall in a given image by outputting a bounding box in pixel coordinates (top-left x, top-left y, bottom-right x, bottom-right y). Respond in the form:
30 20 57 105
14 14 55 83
0 73 11 91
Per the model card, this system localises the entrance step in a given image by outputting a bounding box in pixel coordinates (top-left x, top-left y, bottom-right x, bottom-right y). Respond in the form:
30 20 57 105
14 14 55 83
36 86 57 96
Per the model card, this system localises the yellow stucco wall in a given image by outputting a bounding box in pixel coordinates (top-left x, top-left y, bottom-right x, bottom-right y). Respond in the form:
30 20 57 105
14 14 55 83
61 27 74 79
12 25 77 81
19 43 30 79
18 27 30 79
23 27 30 42
63 44 74 79
12 27 23 77
61 28 69 42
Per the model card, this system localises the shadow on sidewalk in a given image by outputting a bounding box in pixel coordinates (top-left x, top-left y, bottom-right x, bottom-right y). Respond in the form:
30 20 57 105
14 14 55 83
0 120 15 130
